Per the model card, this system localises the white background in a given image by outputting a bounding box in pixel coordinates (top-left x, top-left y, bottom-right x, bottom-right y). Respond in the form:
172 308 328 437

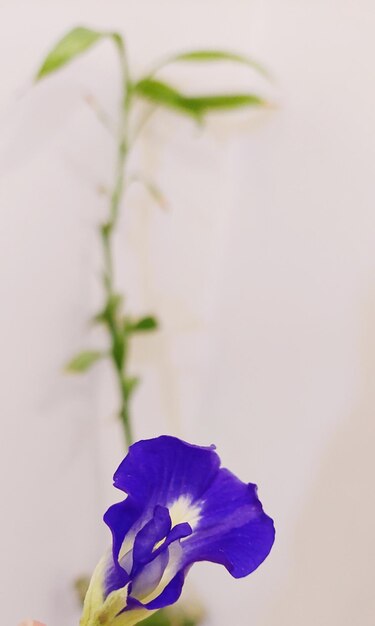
1 1 375 625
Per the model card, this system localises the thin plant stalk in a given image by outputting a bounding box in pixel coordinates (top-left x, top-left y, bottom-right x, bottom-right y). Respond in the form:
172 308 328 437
100 39 133 448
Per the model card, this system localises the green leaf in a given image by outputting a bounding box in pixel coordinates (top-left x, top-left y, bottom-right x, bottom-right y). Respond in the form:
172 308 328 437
134 78 200 119
134 78 267 120
123 376 140 399
166 49 270 78
94 293 123 325
65 350 104 373
184 93 266 114
125 315 159 333
36 26 122 80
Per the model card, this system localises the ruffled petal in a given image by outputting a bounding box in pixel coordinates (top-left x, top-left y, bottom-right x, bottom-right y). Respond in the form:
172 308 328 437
112 436 220 509
181 468 275 577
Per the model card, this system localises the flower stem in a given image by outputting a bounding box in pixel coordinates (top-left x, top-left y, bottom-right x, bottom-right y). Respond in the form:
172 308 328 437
100 38 134 448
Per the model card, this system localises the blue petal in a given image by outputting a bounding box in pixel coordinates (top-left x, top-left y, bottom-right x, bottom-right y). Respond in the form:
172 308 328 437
132 508 192 574
181 468 275 577
112 436 220 508
126 567 186 611
162 522 192 547
144 570 185 610
130 518 192 606
145 521 192 567
132 505 171 572
128 536 187 610
130 549 170 602
103 496 142 596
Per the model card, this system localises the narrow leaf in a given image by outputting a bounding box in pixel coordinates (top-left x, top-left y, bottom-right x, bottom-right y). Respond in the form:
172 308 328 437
167 49 269 78
65 350 104 373
126 315 159 333
36 27 123 80
184 93 267 114
134 78 200 119
134 78 267 119
36 27 102 79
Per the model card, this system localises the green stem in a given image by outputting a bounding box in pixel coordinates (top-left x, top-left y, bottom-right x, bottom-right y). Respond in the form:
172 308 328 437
101 38 134 449
119 390 133 448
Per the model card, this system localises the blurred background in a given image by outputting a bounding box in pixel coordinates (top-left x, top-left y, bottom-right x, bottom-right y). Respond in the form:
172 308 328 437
1 1 375 625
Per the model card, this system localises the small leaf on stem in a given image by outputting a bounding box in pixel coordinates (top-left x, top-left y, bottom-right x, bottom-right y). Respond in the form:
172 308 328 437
125 316 159 333
166 49 270 78
124 376 140 398
65 350 104 373
94 294 123 325
184 93 267 113
134 78 201 120
134 78 267 120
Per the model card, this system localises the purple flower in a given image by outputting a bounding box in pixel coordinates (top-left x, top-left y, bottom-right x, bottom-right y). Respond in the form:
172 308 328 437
80 436 275 626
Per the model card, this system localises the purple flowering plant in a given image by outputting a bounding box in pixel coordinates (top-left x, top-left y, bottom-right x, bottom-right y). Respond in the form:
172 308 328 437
29 26 275 626
80 436 274 626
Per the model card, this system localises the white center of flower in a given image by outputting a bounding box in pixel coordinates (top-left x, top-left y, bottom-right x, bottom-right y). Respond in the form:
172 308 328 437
120 496 201 572
168 495 201 531
127 498 202 606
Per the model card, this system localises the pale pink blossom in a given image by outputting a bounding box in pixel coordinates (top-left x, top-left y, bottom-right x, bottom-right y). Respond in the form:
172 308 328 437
18 621 46 626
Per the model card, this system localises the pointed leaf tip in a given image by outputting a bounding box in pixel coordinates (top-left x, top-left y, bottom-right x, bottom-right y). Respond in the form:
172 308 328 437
35 27 124 81
65 350 104 373
169 49 270 79
125 315 159 333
